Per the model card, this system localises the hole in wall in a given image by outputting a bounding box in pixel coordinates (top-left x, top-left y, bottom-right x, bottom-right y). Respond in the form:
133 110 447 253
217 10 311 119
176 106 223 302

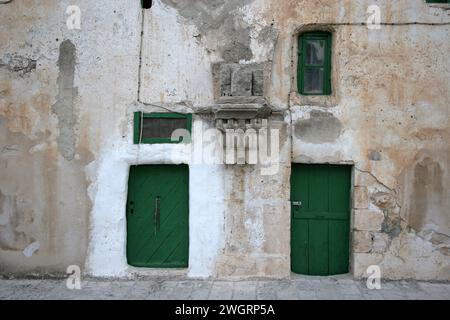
141 0 152 9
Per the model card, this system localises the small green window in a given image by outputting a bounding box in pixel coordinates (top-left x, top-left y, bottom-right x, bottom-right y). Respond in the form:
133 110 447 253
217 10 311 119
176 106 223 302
133 112 192 144
426 0 449 3
298 32 332 95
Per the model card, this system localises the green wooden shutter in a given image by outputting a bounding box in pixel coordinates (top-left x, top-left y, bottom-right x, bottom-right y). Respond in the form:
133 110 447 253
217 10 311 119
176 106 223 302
133 112 192 144
298 32 332 95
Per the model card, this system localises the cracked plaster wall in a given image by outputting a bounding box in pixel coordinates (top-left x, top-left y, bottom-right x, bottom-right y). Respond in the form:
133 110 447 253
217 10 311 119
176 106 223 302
0 0 449 280
0 0 141 276
136 0 450 280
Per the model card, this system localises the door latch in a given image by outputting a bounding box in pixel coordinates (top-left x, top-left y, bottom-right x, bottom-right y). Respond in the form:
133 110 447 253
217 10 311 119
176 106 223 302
154 196 161 235
292 201 302 207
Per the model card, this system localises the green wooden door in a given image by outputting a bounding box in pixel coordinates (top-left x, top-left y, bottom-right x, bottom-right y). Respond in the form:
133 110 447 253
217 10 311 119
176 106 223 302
291 164 351 275
126 164 189 268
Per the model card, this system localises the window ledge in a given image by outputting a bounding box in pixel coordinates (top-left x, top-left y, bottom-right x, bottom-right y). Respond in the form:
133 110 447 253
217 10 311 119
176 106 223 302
428 3 450 9
289 91 339 108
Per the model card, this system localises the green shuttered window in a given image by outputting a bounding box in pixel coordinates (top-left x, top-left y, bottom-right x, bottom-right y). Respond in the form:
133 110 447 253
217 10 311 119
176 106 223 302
426 1 449 4
298 32 332 95
133 112 192 144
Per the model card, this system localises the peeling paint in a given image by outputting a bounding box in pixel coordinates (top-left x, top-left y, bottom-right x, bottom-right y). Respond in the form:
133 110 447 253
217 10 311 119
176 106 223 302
294 110 342 144
0 0 449 281
0 191 29 251
0 54 36 74
160 0 255 61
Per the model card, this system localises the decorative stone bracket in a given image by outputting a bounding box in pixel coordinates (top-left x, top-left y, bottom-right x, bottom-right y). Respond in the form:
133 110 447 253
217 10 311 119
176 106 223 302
211 62 273 132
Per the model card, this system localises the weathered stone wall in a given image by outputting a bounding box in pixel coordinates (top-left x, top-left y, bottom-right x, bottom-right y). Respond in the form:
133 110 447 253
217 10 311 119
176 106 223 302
0 0 142 275
1 0 449 280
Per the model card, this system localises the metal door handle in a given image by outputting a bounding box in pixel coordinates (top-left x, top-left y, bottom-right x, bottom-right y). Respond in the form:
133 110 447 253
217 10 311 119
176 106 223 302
154 196 160 235
292 201 302 207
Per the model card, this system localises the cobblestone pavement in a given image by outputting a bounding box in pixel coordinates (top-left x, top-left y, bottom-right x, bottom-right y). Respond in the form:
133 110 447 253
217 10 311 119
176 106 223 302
0 276 449 300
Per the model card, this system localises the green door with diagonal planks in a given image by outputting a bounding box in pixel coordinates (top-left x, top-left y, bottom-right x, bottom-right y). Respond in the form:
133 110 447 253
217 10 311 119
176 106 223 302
291 164 351 275
126 164 189 268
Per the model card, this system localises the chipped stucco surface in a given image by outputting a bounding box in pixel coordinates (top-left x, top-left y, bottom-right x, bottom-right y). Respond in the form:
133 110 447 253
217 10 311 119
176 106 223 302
0 0 141 275
0 0 449 280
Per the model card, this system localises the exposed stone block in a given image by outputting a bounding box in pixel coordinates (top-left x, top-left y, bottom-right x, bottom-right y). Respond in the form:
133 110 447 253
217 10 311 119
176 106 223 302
354 186 369 209
262 202 290 255
213 62 266 99
371 191 397 210
372 233 389 253
252 69 264 96
353 253 384 278
354 171 377 187
353 230 373 253
219 64 232 96
258 257 290 278
354 209 385 231
231 67 253 96
216 255 258 277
